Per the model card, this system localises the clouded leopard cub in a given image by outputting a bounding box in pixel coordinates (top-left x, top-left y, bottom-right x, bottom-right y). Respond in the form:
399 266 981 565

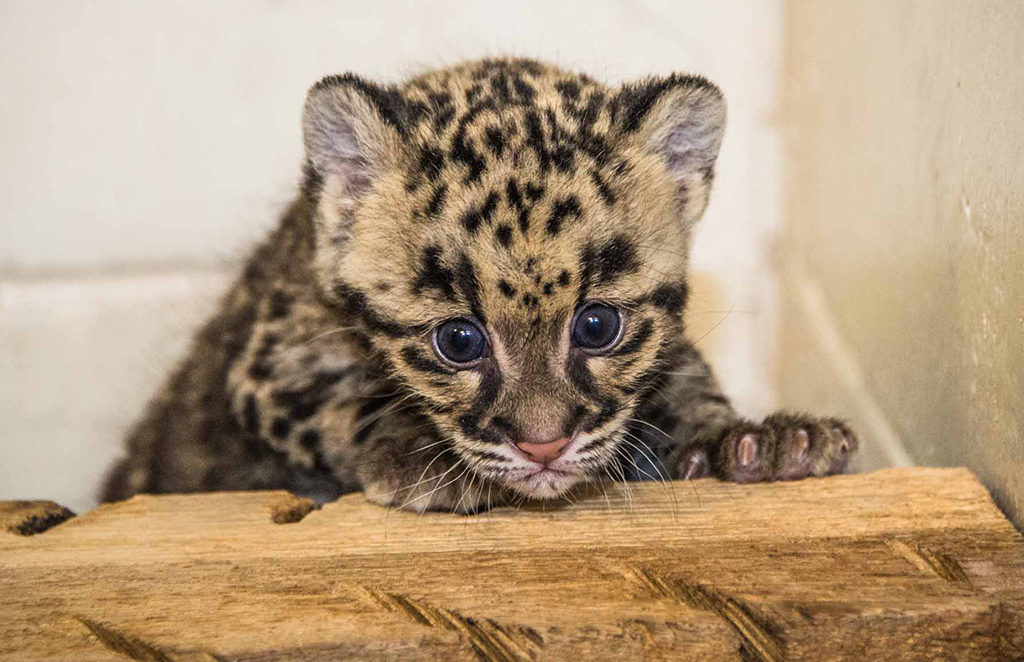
103 59 857 512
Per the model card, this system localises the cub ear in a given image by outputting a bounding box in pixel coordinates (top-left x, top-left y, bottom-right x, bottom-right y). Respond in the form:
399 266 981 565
302 74 407 203
614 74 726 193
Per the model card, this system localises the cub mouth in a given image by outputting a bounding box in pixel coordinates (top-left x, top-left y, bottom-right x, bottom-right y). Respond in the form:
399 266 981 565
504 465 586 499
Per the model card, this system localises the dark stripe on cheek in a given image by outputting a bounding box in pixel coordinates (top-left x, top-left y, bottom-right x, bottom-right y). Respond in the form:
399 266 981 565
593 398 620 430
612 319 655 357
400 345 456 376
457 369 503 440
619 362 663 396
578 436 608 454
567 356 596 395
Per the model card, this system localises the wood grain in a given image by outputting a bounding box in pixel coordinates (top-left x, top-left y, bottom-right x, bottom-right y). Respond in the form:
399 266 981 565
1 468 1022 661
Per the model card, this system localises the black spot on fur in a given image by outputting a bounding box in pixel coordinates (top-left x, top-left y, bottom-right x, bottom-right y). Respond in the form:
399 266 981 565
429 91 455 131
413 246 457 301
418 145 445 182
273 368 355 423
547 196 582 236
558 270 571 287
248 362 273 380
271 417 292 440
525 183 545 202
597 235 639 283
506 178 524 210
498 280 516 298
485 126 505 158
651 282 689 315
505 178 533 234
299 428 321 451
495 224 513 248
556 79 581 102
590 169 616 206
543 282 554 296
451 99 495 184
244 393 260 436
460 190 501 235
427 184 448 218
524 110 550 173
268 289 293 319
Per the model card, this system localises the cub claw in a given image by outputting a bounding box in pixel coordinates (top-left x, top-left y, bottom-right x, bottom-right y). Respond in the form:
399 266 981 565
680 449 711 480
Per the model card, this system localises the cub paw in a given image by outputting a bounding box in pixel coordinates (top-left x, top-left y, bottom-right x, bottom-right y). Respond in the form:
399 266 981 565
721 413 858 483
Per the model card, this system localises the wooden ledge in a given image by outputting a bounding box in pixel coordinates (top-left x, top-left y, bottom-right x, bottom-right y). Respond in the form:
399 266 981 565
1 468 1022 660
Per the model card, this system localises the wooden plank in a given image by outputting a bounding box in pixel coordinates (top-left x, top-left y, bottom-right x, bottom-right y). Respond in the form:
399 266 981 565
1 468 1022 661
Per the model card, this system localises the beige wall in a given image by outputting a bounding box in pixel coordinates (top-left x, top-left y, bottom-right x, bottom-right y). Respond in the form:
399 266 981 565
781 2 1023 527
1 1 784 512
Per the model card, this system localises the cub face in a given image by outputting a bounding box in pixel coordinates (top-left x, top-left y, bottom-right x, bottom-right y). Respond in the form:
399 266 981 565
302 60 726 498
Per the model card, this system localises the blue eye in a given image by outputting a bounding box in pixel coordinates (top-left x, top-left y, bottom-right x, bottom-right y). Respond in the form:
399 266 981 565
572 303 622 351
433 318 488 366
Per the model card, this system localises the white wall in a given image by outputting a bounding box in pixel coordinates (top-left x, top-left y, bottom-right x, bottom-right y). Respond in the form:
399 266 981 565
0 0 783 513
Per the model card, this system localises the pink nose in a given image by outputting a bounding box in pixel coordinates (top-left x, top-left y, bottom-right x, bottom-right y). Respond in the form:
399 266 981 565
515 436 572 464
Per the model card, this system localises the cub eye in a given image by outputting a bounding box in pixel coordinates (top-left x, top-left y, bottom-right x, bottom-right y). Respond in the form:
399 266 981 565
571 303 622 351
433 317 488 366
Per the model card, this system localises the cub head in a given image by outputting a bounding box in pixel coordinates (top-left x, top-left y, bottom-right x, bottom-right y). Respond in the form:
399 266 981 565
301 60 725 499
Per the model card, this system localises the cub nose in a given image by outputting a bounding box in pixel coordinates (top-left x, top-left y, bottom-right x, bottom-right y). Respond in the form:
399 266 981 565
514 436 572 464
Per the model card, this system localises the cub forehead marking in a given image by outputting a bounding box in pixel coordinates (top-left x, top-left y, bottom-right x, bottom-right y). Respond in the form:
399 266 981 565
459 190 501 235
546 196 583 237
412 245 456 302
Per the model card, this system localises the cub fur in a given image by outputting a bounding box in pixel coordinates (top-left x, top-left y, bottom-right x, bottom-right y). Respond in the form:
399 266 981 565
103 59 857 512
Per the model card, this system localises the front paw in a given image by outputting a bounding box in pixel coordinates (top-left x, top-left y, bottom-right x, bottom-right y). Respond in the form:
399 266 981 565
720 413 858 483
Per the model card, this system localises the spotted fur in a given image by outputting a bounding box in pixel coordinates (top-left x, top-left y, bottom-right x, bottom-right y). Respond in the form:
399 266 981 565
103 59 857 512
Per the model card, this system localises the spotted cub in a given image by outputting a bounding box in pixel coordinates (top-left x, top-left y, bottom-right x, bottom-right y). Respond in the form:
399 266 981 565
103 59 857 512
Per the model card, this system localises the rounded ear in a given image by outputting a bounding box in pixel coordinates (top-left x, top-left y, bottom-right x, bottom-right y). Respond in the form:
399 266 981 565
613 74 727 191
302 74 407 203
